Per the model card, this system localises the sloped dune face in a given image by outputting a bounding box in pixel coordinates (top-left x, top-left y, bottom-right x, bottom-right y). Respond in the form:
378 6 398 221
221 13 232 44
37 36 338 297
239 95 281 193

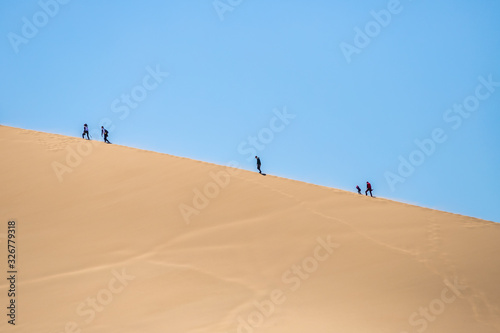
1 125 499 333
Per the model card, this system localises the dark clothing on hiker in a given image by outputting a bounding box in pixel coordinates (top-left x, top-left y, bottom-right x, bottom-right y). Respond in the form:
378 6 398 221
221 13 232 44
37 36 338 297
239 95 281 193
101 127 111 144
365 182 373 197
256 157 262 174
82 124 89 140
356 186 361 194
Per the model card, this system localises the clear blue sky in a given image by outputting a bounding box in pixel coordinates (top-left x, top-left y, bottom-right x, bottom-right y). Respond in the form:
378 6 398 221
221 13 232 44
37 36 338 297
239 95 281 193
1 0 499 222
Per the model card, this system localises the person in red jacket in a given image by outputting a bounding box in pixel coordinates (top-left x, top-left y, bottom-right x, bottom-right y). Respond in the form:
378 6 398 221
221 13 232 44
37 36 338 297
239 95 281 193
365 182 373 197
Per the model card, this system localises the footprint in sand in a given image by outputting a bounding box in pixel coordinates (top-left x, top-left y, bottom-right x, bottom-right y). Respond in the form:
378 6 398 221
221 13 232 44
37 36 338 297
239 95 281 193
417 218 500 329
35 134 82 151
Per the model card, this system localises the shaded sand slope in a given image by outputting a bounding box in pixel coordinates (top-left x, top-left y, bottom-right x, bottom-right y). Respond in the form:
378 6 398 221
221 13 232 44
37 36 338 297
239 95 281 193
1 125 499 333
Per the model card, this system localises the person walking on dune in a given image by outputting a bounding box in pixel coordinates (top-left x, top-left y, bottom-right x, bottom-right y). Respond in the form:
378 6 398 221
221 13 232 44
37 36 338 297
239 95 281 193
356 185 361 194
255 156 262 174
365 181 373 197
101 126 111 144
82 123 90 140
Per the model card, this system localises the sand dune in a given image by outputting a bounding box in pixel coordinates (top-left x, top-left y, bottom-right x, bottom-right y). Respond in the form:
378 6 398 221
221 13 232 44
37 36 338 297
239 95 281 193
1 125 499 333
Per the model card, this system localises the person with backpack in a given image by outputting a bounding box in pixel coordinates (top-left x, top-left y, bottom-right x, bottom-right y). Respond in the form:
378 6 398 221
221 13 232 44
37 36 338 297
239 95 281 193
82 123 90 140
365 182 373 197
356 185 361 194
101 126 111 144
255 156 262 174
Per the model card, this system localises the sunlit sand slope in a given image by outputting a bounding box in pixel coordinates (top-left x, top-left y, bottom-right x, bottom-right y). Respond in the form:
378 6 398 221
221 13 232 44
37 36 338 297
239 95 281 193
1 125 499 333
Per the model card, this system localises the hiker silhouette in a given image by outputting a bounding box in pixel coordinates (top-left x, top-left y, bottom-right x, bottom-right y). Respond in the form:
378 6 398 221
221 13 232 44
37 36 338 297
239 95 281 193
365 182 373 197
101 126 111 144
82 124 89 140
255 156 262 174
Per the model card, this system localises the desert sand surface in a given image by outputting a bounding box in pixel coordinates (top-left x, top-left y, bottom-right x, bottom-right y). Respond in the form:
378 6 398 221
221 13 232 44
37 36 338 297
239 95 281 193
1 124 499 333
